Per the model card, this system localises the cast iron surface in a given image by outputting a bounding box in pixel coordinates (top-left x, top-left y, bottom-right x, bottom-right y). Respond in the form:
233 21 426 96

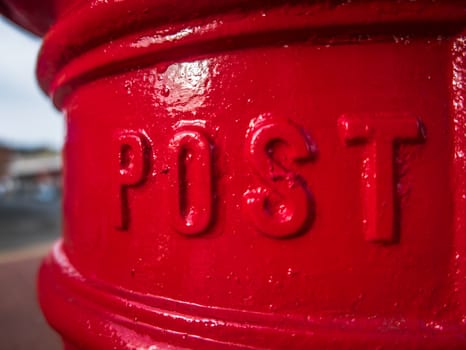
2 1 466 348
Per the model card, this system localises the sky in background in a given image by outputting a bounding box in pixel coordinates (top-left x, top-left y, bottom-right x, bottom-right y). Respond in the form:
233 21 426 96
0 17 64 150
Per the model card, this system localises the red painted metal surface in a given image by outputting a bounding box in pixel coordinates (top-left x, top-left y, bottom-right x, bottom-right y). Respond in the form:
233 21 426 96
2 1 466 348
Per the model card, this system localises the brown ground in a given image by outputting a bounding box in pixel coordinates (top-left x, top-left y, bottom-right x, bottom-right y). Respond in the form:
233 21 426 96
0 247 61 350
0 194 62 349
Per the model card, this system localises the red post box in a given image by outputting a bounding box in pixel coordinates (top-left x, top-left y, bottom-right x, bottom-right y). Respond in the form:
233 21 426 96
2 1 466 348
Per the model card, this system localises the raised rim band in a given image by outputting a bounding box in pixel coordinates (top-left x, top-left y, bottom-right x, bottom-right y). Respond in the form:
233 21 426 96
36 0 466 107
39 241 466 349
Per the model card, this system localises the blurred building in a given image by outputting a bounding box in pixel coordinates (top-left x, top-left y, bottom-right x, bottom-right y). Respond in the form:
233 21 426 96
0 145 12 178
0 144 61 201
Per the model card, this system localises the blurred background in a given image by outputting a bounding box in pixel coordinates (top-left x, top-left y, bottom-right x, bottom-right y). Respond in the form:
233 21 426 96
0 16 63 349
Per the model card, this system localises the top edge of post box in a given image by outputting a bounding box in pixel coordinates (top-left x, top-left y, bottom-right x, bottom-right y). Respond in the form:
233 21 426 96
2 1 465 102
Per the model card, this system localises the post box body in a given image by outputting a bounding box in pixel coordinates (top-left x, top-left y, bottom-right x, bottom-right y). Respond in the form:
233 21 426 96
2 0 466 348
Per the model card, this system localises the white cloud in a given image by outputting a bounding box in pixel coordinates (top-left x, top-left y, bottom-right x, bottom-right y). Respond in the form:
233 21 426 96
0 17 64 149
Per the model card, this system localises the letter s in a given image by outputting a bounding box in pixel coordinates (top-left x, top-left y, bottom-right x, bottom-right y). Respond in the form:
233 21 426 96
243 115 316 238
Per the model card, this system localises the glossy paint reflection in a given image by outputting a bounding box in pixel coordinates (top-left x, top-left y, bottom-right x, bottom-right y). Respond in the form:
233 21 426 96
159 59 213 116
